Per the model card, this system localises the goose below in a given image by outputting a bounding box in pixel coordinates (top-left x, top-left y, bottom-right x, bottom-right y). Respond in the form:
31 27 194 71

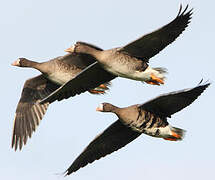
11 53 112 150
65 82 210 175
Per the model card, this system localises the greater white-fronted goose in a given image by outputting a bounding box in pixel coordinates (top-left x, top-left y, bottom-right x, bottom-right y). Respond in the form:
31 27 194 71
40 5 192 104
12 53 113 151
65 82 209 175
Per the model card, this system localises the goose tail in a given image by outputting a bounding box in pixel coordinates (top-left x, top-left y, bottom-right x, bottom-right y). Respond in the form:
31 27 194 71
163 126 186 141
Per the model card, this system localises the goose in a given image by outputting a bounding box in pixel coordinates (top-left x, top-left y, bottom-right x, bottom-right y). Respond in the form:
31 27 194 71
11 53 112 150
40 5 192 104
65 82 209 175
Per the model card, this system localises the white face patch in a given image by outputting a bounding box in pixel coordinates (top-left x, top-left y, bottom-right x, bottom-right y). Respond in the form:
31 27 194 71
65 45 75 53
71 45 75 52
98 103 104 111
96 103 104 111
17 59 21 65
11 59 21 66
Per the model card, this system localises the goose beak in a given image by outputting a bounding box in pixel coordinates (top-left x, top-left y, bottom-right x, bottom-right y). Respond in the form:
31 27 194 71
64 46 74 53
96 104 103 112
11 59 20 66
96 107 102 111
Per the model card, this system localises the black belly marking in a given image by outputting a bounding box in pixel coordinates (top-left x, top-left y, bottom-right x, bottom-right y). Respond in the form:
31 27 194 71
155 129 160 136
148 115 157 129
139 111 151 129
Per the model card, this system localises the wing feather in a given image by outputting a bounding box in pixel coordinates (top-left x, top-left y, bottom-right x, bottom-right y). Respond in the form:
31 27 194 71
40 62 116 104
138 82 210 118
66 120 141 175
119 5 193 61
12 75 59 150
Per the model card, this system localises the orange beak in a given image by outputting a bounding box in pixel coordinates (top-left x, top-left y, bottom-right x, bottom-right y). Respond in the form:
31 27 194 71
96 107 102 111
64 46 74 53
11 59 20 66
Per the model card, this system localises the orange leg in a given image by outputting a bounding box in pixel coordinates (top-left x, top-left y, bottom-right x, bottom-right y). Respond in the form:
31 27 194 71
98 84 108 89
146 81 160 86
163 138 177 141
145 73 164 86
150 74 164 84
171 131 181 139
88 89 105 94
163 130 182 141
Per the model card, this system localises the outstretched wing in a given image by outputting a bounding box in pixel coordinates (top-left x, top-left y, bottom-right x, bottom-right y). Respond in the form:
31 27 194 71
139 82 210 118
65 120 141 175
119 5 192 61
40 62 116 104
12 75 59 150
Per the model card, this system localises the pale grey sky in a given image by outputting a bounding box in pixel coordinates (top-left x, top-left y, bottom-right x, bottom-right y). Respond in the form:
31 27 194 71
1 0 214 180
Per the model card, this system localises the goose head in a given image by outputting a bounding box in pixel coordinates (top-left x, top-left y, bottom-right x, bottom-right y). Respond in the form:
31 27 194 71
11 58 31 67
96 103 118 113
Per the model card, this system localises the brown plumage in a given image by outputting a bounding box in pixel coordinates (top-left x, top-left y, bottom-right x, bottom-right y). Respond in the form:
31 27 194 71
12 53 112 151
65 82 209 175
40 5 192 104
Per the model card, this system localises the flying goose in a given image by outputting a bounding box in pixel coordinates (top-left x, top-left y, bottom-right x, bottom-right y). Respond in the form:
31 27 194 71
40 5 192 104
65 82 209 175
11 53 112 150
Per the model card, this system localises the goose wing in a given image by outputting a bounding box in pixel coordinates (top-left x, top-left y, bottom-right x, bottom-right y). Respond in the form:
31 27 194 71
119 5 192 61
12 75 59 150
65 120 140 175
138 82 210 118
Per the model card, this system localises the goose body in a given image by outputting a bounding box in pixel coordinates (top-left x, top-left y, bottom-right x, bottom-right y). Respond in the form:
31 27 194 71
66 42 166 84
65 82 209 175
90 49 162 82
41 58 82 85
96 103 182 140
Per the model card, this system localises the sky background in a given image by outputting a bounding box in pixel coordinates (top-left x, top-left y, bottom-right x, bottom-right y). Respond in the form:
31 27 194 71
1 0 214 179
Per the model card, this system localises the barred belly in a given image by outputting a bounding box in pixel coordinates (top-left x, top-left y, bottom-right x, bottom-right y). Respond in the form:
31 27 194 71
128 110 168 137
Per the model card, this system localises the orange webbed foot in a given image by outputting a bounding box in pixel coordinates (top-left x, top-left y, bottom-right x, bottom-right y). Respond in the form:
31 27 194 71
151 73 164 84
145 73 164 86
88 90 105 94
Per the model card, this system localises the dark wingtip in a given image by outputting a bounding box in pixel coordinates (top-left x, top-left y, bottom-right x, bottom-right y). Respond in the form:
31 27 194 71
182 4 189 15
197 79 211 87
195 79 211 96
177 4 193 17
11 143 17 151
11 136 24 151
11 125 18 151
177 4 183 16
198 78 204 85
